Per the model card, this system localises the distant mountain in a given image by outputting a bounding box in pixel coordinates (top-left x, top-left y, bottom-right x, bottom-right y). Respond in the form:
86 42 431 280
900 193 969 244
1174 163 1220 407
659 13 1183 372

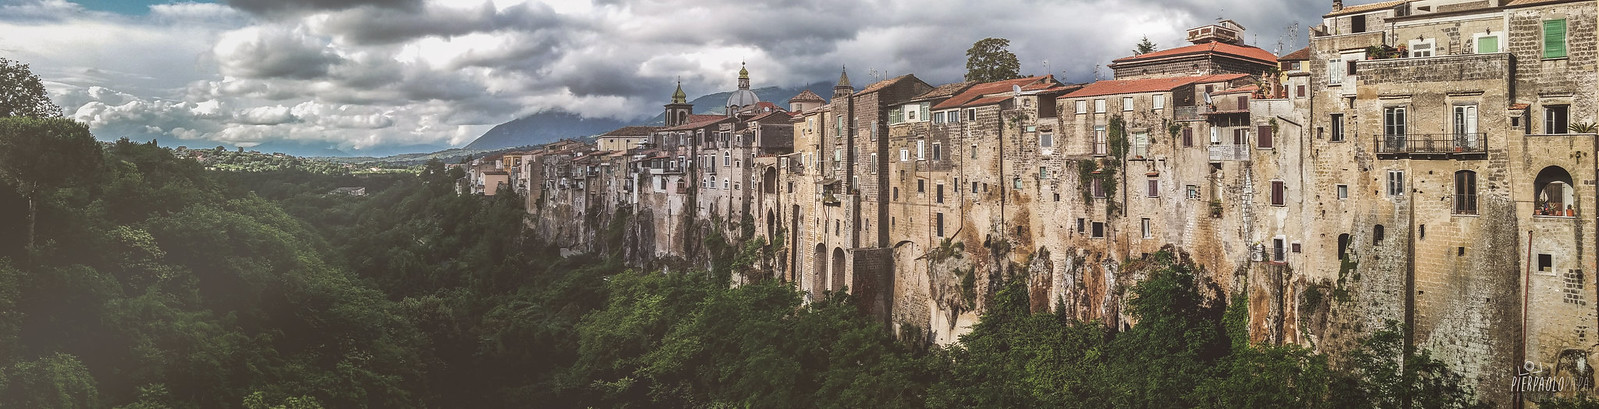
643 81 836 125
463 110 626 151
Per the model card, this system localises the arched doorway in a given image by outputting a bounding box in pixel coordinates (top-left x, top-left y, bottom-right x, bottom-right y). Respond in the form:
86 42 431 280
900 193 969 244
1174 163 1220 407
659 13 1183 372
812 243 827 297
1536 166 1576 217
762 167 778 194
832 247 847 292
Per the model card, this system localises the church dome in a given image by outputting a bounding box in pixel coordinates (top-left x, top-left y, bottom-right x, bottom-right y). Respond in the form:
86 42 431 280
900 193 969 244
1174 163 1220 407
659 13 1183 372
727 89 760 109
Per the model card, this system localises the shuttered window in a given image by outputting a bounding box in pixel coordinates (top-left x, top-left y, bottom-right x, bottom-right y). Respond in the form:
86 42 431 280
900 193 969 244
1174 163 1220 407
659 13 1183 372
1270 180 1285 206
1544 19 1567 59
1257 125 1273 149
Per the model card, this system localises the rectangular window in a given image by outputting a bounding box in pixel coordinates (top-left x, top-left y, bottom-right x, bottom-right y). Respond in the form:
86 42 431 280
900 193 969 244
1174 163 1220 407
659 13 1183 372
1257 125 1273 149
1186 185 1200 200
1270 180 1285 206
1455 171 1477 215
1337 184 1348 200
1544 19 1568 59
932 111 943 124
1091 178 1105 198
917 140 926 160
1272 237 1286 262
900 148 909 162
1182 127 1193 147
917 179 925 193
1077 218 1085 233
972 181 979 193
1476 34 1500 54
1540 254 1553 272
1076 100 1087 114
1141 218 1153 239
947 111 960 123
936 213 945 237
1351 14 1366 33
870 153 878 174
1040 166 1050 179
1040 132 1054 148
936 183 944 203
888 107 902 124
1147 179 1159 198
1093 126 1108 155
1387 170 1405 197
1327 60 1343 85
1454 105 1478 148
932 143 942 160
966 108 976 121
1383 107 1407 150
1122 96 1134 111
833 149 841 169
1091 222 1105 238
1153 94 1165 109
1546 105 1569 134
1094 99 1106 113
1210 127 1220 144
1330 114 1345 142
1296 85 1306 98
1132 132 1148 158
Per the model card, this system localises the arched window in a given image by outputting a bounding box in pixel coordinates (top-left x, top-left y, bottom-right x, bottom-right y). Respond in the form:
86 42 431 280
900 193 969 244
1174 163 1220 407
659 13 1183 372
1454 170 1477 215
1536 166 1577 217
1338 233 1350 260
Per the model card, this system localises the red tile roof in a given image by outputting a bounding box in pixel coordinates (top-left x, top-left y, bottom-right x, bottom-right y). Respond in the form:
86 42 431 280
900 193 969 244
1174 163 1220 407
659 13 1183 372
933 75 1061 110
1112 42 1277 65
1211 85 1259 95
1060 74 1251 99
788 90 825 102
1326 0 1408 17
601 126 662 137
1280 47 1311 61
859 74 921 95
662 114 732 131
1510 103 1531 110
913 81 976 102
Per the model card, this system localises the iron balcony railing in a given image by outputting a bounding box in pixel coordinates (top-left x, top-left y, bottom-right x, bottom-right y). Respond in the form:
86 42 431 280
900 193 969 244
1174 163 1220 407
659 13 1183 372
1375 133 1486 156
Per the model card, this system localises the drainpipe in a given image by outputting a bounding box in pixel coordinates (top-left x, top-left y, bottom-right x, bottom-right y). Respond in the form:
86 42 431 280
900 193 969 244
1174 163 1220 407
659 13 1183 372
1520 229 1533 409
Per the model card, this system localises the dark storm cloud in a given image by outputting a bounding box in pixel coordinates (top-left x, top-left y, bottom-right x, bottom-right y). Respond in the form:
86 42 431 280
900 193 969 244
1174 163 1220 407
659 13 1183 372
225 0 422 17
316 1 572 46
215 26 344 80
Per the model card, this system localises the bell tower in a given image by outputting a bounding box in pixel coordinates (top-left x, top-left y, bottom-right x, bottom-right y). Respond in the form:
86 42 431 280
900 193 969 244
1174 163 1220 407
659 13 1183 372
664 79 692 127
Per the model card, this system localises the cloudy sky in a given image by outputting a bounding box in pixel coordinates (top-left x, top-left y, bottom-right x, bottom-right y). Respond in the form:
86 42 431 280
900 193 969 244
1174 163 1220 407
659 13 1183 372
0 0 1328 155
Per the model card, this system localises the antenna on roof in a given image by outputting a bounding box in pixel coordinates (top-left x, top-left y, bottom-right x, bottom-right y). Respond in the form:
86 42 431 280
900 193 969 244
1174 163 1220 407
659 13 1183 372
1042 59 1050 77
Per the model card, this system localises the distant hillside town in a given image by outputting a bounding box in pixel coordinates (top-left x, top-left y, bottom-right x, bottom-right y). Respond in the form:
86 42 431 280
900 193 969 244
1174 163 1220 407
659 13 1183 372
463 1 1599 405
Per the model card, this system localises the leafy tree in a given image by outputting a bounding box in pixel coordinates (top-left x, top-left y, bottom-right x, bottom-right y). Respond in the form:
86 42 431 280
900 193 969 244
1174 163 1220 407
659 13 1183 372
1134 36 1158 55
964 38 1021 83
0 117 103 250
1 352 99 409
0 57 63 118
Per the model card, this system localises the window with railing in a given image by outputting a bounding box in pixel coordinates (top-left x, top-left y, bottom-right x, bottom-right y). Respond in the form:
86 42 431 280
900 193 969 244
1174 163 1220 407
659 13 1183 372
1383 106 1406 150
1454 170 1477 215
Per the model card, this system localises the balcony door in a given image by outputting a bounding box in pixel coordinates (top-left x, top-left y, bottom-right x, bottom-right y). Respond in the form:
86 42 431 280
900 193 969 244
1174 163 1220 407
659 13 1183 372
1454 105 1478 149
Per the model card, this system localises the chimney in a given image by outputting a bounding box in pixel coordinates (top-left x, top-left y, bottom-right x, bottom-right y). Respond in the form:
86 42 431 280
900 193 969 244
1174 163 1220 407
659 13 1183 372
1333 0 1344 11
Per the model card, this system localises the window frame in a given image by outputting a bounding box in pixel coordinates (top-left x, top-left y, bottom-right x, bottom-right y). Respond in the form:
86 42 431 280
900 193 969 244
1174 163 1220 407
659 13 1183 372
1147 179 1159 198
1387 170 1405 197
1474 32 1501 54
1330 113 1345 142
1544 19 1568 60
1270 180 1286 206
1152 94 1165 110
1454 170 1478 215
1122 96 1134 111
1546 105 1570 134
1094 99 1106 113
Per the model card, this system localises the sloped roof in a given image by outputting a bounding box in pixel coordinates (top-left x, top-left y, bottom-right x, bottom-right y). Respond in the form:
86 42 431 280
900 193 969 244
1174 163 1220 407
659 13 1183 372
913 81 977 102
859 74 919 95
1325 0 1408 17
600 126 661 137
1060 73 1251 99
1281 47 1312 61
1211 85 1260 95
788 90 825 102
662 114 732 131
1112 42 1277 65
932 75 1060 110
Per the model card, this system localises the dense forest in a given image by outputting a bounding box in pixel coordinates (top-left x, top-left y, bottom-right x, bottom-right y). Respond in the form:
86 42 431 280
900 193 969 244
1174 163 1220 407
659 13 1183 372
7 124 1573 408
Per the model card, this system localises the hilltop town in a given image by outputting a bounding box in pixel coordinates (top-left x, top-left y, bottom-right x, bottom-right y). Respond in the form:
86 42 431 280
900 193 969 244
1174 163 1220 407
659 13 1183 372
461 1 1597 404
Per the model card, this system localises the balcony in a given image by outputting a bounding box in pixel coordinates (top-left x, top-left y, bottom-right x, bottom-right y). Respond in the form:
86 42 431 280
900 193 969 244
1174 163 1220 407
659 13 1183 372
1208 144 1249 161
1374 133 1486 159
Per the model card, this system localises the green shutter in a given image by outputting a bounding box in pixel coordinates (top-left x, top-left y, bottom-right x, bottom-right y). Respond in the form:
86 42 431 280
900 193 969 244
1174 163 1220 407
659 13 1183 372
1544 19 1567 59
1477 36 1498 54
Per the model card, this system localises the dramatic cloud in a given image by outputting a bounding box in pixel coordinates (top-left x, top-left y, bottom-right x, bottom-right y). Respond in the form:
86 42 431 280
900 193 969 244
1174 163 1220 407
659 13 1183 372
0 0 1332 155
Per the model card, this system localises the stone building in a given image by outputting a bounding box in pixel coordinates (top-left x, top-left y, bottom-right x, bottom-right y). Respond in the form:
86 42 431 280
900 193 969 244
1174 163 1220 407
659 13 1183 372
1307 0 1598 404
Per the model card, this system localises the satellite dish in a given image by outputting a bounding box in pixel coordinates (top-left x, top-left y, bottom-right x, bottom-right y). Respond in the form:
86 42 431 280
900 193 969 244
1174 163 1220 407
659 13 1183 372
1013 84 1023 96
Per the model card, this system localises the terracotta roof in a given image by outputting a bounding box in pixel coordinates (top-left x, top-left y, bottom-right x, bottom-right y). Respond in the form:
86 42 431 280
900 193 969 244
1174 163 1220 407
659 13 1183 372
600 126 661 137
1325 0 1408 17
1281 47 1311 61
747 110 790 122
913 81 976 102
1113 42 1277 65
932 75 1060 110
1510 103 1531 110
1060 73 1250 99
858 74 919 95
964 95 1012 107
788 90 825 102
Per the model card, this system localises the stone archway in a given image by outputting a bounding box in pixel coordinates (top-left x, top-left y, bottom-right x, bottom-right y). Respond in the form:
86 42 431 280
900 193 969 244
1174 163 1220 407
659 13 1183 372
812 243 827 297
832 247 847 292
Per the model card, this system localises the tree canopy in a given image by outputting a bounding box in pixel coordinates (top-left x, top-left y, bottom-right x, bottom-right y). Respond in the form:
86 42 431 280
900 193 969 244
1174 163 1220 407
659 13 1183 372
964 38 1021 83
0 57 63 118
1134 36 1158 55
